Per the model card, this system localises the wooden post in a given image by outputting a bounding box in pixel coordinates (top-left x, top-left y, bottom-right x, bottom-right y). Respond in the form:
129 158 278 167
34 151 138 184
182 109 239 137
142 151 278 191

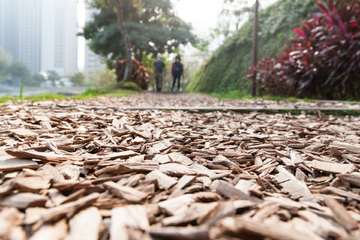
115 0 132 82
251 0 259 97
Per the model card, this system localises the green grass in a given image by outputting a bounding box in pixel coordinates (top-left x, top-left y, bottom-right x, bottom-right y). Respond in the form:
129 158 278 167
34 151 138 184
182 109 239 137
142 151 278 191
0 87 138 104
116 81 143 92
207 90 299 102
263 110 360 116
19 84 24 100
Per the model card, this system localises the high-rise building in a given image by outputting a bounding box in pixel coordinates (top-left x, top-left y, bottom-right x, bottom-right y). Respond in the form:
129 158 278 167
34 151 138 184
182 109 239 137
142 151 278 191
0 0 42 74
0 1 5 48
84 8 105 73
0 0 78 75
41 0 78 76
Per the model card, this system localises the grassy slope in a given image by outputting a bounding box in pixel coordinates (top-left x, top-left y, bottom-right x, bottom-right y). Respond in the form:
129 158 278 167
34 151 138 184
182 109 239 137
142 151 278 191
186 0 318 94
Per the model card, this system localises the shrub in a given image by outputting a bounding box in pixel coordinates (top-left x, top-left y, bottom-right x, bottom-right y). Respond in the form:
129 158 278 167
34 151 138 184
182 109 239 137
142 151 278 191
116 81 142 92
89 68 117 88
248 0 360 100
70 72 89 87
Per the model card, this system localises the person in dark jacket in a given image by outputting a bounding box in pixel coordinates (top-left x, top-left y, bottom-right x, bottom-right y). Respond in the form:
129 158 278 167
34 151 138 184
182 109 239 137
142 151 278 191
171 55 183 92
151 53 166 92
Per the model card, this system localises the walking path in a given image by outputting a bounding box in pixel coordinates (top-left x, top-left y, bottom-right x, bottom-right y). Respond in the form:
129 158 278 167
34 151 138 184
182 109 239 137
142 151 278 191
6 92 360 112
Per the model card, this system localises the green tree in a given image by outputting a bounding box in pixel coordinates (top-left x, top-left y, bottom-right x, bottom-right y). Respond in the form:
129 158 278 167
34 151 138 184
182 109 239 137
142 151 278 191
7 61 31 85
88 68 102 87
0 47 13 82
222 0 252 31
30 73 46 86
81 0 197 67
47 70 60 86
210 0 252 42
90 68 117 87
47 70 60 84
70 71 89 87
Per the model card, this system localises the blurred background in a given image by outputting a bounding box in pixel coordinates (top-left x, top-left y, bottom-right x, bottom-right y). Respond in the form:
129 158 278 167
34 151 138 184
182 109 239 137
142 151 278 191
0 0 276 96
1 0 359 100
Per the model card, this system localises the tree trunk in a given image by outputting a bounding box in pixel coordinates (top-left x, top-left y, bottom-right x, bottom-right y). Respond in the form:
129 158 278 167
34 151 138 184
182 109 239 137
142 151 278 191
134 48 143 64
115 0 132 82
139 49 143 64
251 0 259 97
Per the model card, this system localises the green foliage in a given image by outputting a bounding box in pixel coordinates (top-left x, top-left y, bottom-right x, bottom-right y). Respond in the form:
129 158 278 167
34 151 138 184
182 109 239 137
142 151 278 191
79 87 137 98
141 53 157 71
29 73 46 86
186 0 318 93
215 0 251 39
7 61 31 83
69 72 89 87
81 0 197 66
250 0 360 100
89 68 117 87
0 88 137 103
47 70 60 83
0 47 13 82
207 90 298 102
19 84 24 100
116 81 142 92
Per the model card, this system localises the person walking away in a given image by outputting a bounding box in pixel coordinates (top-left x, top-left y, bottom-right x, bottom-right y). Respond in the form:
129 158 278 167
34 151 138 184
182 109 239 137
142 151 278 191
172 55 183 92
151 53 166 92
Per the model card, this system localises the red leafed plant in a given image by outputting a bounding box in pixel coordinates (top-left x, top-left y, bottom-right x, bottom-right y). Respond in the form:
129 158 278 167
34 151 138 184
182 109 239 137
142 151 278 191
248 0 360 100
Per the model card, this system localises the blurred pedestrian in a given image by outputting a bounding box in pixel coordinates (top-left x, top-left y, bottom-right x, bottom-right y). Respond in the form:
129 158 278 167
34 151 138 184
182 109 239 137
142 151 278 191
171 55 183 92
151 53 166 92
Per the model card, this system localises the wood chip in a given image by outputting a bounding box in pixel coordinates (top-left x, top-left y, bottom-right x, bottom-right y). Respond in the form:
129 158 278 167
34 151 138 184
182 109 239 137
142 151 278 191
0 158 39 171
10 128 39 138
311 160 355 174
216 181 261 202
0 193 48 209
5 149 83 162
104 181 148 203
274 166 313 201
65 207 102 240
324 197 359 232
159 163 197 177
111 205 149 240
146 170 177 190
1 94 360 238
101 150 140 161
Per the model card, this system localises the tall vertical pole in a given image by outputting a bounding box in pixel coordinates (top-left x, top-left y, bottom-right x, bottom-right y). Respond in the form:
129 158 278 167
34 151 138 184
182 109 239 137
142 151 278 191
251 0 259 97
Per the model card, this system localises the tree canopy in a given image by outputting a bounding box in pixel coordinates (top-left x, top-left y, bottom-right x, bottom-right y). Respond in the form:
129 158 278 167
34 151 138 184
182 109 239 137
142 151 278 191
47 70 60 82
0 47 13 82
30 73 46 86
89 68 116 87
81 0 197 67
8 61 31 82
70 72 89 87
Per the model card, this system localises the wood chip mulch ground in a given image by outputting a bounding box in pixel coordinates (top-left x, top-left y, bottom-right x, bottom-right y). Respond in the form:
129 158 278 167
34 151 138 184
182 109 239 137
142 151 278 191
1 93 360 240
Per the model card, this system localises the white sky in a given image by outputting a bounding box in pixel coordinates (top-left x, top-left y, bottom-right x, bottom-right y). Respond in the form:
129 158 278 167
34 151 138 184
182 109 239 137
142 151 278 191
77 0 278 69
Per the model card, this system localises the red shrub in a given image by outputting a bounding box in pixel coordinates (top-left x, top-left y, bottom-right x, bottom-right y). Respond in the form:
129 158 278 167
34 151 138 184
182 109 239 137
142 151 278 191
248 0 360 100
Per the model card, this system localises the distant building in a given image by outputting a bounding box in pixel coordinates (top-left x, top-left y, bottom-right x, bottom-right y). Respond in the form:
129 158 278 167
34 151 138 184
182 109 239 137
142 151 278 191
84 8 105 72
0 0 78 75
41 0 78 76
0 0 42 74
